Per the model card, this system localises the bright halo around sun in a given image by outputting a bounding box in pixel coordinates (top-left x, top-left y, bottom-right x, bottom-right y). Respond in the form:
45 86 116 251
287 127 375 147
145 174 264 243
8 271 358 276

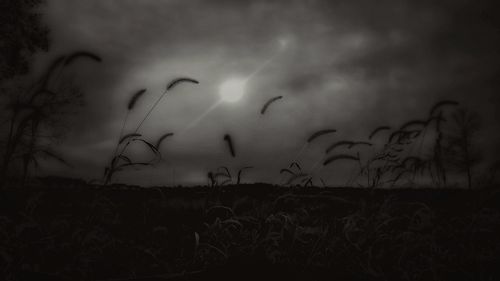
219 78 247 103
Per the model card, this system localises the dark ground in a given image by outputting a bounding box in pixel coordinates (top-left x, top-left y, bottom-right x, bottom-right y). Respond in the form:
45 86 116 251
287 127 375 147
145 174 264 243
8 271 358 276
1 178 500 281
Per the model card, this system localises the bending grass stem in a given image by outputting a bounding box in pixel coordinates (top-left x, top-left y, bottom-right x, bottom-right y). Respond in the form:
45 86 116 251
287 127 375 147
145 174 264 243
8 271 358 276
106 89 169 184
134 89 168 134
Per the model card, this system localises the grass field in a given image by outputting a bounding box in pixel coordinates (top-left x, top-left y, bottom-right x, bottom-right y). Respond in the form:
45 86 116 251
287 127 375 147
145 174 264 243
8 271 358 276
1 179 500 280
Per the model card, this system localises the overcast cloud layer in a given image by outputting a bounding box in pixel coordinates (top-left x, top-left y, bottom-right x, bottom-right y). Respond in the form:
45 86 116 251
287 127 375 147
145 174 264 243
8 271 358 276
31 0 500 186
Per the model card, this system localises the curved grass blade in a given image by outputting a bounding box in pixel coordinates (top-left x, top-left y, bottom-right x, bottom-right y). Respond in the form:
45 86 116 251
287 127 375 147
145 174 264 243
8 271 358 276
132 138 160 156
323 154 359 166
399 119 428 131
280 168 295 176
64 51 102 66
156 132 174 150
237 166 253 184
217 166 232 178
128 89 147 110
429 100 459 116
289 161 302 171
368 126 391 140
307 129 336 143
260 96 283 115
39 150 71 167
348 141 372 149
223 134 235 157
286 173 309 185
119 133 142 144
166 77 199 91
325 140 355 154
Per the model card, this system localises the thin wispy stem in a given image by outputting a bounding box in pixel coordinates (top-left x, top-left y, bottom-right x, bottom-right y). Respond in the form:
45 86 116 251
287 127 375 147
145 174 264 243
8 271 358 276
134 89 168 134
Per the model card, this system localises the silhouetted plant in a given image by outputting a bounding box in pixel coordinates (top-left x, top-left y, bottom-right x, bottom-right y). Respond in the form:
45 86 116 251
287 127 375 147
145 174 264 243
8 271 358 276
260 95 283 115
429 99 459 187
214 166 232 186
442 108 482 189
0 51 101 186
207 166 254 186
307 129 337 143
325 140 355 154
207 171 216 187
323 154 359 166
353 104 452 189
280 161 311 186
0 0 49 83
103 77 198 184
368 126 391 140
236 166 253 184
223 134 236 158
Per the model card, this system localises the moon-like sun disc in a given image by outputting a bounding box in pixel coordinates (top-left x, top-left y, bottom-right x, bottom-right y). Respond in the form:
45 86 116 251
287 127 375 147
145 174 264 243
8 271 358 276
219 78 247 103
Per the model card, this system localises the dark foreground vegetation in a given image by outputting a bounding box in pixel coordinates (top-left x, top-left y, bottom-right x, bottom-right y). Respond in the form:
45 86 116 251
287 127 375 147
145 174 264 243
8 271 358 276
1 179 500 281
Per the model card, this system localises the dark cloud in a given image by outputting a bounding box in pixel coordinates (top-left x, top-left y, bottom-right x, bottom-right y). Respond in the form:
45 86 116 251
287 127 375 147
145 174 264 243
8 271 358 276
27 0 500 185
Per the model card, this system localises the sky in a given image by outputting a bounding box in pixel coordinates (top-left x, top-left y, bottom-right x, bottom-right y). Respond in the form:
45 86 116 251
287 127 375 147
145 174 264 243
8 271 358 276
28 0 500 186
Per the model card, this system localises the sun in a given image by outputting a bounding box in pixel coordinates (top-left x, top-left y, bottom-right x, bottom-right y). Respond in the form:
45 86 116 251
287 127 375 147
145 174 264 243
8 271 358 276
219 78 247 103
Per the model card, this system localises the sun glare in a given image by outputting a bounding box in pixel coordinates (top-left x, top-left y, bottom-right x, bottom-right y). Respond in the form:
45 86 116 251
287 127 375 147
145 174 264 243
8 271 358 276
219 78 247 103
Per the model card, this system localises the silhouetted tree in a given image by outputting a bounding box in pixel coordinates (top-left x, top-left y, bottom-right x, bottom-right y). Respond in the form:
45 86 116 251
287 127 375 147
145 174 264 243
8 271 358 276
0 0 49 83
443 108 482 189
433 112 448 187
0 71 86 185
0 1 102 186
0 50 104 186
